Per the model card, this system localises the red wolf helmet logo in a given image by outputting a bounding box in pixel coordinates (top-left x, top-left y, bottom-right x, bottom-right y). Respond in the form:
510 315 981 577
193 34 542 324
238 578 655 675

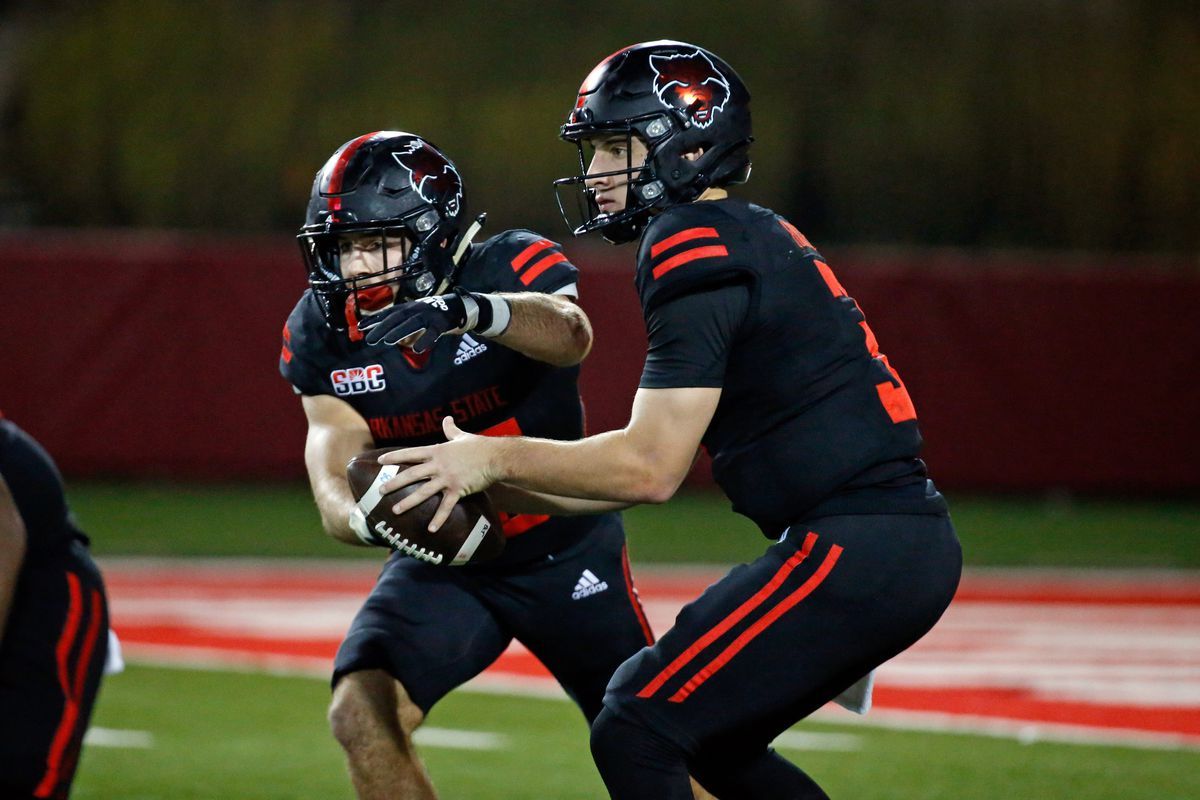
649 50 731 129
391 140 463 216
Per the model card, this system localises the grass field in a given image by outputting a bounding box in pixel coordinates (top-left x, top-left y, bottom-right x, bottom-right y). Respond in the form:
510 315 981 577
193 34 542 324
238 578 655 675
62 483 1200 798
76 665 1199 800
68 481 1200 568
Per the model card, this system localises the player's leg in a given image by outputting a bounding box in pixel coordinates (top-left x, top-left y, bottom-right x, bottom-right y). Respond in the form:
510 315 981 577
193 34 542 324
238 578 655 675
591 707 828 799
0 543 109 799
497 516 653 722
496 517 717 799
327 554 512 800
329 669 434 799
595 513 961 799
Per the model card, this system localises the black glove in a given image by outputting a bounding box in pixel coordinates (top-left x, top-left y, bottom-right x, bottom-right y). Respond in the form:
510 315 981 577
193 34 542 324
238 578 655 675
359 292 470 351
359 289 508 351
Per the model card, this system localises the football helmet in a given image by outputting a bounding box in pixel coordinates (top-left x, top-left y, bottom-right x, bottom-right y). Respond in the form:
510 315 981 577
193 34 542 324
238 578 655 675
555 41 753 243
298 131 482 332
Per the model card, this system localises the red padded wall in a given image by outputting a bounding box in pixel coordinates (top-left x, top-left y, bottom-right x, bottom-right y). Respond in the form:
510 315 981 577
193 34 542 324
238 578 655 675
2 231 1196 492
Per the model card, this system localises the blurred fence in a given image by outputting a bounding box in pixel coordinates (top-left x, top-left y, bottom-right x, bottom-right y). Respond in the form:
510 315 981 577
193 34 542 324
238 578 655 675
2 231 1197 493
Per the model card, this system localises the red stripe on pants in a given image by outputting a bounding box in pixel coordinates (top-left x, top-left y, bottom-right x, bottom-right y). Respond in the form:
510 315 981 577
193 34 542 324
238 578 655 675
669 544 843 702
637 532 818 699
621 543 655 645
34 573 83 798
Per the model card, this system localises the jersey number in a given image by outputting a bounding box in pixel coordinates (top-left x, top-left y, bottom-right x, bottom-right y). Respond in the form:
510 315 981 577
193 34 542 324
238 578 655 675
814 258 917 424
478 417 552 536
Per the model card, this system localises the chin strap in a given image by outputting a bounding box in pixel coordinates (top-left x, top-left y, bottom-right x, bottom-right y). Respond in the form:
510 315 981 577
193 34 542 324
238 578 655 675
432 213 488 297
453 213 486 265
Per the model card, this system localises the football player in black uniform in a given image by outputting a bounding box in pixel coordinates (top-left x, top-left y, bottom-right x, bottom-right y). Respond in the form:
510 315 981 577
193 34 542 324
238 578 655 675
1 414 110 799
280 131 655 800
376 43 963 799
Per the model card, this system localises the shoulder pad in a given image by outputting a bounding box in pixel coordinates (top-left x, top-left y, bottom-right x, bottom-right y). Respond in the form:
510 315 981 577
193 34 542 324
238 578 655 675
461 229 579 295
636 205 754 311
279 291 337 392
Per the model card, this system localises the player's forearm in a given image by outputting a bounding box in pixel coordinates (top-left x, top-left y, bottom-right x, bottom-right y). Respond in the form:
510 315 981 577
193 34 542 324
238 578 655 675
487 293 592 367
0 482 28 641
308 470 364 546
303 423 375 546
491 429 679 505
487 482 633 516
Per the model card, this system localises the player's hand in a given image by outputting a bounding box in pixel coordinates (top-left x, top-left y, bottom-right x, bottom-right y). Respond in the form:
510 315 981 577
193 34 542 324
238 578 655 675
377 416 500 532
359 292 469 351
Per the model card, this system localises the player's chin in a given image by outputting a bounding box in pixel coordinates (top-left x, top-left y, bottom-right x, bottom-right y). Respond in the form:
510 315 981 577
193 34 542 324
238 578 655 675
353 285 397 314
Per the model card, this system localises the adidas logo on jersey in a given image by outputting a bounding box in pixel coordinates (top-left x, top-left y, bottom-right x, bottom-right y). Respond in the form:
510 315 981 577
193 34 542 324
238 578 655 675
571 569 609 600
454 333 488 365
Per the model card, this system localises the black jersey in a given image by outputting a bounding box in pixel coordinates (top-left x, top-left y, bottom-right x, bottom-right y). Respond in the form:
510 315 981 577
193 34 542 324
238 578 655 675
281 229 605 559
0 418 86 562
635 199 938 537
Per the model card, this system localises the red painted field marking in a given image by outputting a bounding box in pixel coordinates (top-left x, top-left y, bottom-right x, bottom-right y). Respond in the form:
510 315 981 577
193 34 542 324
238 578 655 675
102 560 1200 747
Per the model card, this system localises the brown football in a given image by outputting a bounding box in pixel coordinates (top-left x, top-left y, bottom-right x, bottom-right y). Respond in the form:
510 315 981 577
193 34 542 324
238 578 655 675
345 448 504 566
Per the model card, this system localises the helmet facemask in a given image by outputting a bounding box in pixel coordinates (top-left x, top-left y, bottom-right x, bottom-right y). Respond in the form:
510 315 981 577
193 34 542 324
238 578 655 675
298 205 457 335
555 115 675 244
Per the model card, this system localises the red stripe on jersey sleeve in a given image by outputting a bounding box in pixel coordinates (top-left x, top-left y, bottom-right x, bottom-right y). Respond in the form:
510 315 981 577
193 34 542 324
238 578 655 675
519 252 569 286
650 226 720 258
777 218 814 250
651 245 729 280
511 239 554 272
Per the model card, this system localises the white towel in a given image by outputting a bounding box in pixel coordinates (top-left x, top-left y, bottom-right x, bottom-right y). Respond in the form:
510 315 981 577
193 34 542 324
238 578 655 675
103 628 125 676
833 670 874 715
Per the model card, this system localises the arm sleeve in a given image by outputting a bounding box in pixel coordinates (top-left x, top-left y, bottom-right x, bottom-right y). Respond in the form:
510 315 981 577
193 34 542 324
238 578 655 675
638 281 750 389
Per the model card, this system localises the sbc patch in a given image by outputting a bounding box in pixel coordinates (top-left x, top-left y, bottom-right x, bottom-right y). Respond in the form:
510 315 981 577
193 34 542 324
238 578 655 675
331 365 386 396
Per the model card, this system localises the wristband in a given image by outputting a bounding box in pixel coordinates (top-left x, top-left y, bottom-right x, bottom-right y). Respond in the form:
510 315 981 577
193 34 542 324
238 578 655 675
472 293 512 337
348 506 380 546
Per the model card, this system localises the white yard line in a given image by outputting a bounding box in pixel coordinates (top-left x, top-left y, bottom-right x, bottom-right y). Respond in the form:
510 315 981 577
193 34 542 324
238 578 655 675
84 727 155 748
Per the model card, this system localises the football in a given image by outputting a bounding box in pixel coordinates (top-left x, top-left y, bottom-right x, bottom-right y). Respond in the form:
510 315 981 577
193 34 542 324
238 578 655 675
346 448 504 566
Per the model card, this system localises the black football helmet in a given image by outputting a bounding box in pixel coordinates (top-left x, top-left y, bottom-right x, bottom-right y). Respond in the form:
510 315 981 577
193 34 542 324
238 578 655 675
555 41 753 243
298 131 483 333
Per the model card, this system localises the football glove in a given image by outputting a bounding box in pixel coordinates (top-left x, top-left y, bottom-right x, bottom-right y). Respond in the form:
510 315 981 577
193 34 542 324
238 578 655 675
359 289 511 351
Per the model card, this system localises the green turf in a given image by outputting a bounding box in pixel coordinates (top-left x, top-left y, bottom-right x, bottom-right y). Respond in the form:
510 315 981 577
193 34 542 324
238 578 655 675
74 665 1200 800
69 481 1200 568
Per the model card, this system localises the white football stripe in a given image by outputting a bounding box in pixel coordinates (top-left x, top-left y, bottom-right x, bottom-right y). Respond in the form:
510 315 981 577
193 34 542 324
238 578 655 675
451 515 493 566
413 727 509 750
84 727 155 748
771 731 862 751
357 464 400 515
